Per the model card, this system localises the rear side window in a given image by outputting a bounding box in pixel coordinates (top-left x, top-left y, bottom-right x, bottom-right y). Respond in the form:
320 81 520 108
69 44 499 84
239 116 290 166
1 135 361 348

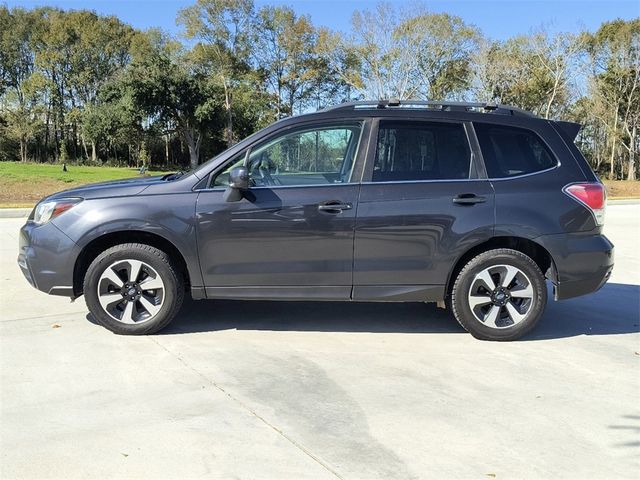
474 123 557 178
372 121 471 182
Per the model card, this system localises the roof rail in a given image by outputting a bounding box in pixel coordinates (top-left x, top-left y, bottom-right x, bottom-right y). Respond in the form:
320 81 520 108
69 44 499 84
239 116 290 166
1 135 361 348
323 99 534 117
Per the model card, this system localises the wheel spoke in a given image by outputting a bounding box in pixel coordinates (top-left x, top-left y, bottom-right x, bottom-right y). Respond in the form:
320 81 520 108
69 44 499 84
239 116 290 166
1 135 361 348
475 269 496 291
128 260 143 284
505 301 525 324
138 296 160 316
139 276 163 291
501 265 519 288
483 305 501 328
98 258 166 325
469 295 492 308
510 284 534 299
102 268 123 288
121 301 135 323
98 292 123 310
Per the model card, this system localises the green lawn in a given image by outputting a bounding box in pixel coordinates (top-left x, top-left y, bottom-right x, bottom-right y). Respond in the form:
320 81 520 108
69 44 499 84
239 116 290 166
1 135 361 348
0 162 163 207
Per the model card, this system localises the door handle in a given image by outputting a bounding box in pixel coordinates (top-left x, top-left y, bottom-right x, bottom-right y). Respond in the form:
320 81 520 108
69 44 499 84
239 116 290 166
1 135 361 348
453 194 486 205
318 201 352 214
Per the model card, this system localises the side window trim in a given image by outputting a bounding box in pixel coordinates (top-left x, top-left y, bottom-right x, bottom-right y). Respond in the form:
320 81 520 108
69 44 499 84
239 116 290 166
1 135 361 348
464 122 488 180
361 118 478 184
202 120 368 191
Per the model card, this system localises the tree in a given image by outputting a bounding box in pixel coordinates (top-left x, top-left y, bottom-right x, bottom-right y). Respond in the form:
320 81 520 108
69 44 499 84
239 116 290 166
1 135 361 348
82 81 140 164
315 27 363 102
254 6 324 117
398 13 480 100
0 7 45 161
584 19 640 180
0 1 637 179
178 0 254 146
529 29 583 119
348 2 419 99
124 30 221 169
472 36 557 115
27 8 133 161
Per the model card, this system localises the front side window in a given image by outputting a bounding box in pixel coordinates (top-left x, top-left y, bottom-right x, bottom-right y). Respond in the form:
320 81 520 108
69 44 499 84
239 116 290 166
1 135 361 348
474 123 557 178
372 121 472 182
213 124 362 187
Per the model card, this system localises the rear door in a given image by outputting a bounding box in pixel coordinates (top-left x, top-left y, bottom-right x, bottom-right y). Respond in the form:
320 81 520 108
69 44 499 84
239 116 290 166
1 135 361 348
353 118 495 301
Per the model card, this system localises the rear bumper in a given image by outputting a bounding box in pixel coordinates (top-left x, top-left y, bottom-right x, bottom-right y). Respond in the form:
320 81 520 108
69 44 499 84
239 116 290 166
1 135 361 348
537 231 614 300
18 220 79 297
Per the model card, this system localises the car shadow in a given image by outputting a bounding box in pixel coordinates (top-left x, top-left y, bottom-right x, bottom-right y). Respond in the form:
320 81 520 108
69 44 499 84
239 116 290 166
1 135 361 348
524 282 640 341
161 298 464 335
153 282 640 340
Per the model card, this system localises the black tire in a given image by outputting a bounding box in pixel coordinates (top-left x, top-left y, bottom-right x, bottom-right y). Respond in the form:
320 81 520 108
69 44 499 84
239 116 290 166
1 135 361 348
451 248 547 341
84 243 184 335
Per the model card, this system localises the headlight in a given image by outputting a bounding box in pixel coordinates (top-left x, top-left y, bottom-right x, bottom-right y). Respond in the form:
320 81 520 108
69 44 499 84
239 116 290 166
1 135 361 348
33 198 82 224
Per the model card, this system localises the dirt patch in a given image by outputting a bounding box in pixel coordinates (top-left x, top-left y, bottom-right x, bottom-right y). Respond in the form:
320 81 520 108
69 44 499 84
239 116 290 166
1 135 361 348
603 180 640 199
0 179 78 205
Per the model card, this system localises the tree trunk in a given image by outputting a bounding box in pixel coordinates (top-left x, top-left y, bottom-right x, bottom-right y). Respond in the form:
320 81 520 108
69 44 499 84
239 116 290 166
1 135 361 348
609 111 619 180
72 122 78 160
165 134 170 166
222 76 233 147
187 143 198 170
545 74 561 119
91 142 97 163
44 100 51 156
627 124 636 181
81 134 89 160
181 127 200 170
20 137 27 162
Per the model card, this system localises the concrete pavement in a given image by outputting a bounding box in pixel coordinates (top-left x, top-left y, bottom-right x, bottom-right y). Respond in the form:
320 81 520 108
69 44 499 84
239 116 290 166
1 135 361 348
1 205 639 479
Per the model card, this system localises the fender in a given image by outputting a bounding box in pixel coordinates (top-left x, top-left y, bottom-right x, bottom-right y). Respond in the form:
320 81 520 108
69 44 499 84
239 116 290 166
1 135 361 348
53 192 204 289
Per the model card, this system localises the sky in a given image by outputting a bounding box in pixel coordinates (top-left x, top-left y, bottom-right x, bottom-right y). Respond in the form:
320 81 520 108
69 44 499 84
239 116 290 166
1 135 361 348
3 0 639 40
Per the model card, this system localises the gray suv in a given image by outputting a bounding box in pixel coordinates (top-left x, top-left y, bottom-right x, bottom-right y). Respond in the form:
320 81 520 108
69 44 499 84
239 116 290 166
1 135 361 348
18 100 614 340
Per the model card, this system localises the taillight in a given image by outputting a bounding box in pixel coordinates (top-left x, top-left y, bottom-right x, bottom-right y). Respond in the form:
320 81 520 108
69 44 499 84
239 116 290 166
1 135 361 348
563 182 606 226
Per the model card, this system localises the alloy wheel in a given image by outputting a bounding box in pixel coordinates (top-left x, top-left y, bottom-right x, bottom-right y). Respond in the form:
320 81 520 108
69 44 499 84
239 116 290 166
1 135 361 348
97 259 165 324
467 264 535 329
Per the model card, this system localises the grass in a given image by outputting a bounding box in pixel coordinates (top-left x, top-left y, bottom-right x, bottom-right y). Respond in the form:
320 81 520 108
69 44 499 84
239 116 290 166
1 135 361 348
0 162 638 207
0 162 163 206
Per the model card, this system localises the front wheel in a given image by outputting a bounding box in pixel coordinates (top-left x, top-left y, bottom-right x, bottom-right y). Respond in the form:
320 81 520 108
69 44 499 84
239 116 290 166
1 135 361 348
451 248 547 341
84 243 184 335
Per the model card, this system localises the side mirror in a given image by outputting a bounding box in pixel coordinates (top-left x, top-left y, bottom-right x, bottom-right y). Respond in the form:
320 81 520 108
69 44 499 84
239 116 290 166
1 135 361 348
223 166 249 202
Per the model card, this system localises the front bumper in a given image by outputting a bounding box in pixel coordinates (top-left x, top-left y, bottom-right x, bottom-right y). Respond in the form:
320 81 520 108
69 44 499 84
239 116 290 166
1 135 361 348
18 220 79 297
537 231 614 300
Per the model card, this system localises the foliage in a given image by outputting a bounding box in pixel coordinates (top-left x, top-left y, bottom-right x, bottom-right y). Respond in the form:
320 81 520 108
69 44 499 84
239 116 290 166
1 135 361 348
0 2 638 179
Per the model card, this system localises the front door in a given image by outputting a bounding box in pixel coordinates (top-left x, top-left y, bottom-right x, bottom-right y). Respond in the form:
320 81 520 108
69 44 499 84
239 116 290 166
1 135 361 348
196 121 367 300
353 119 495 301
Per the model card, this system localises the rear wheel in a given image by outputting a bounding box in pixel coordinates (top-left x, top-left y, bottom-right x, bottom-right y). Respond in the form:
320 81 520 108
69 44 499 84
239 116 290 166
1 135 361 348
84 243 184 335
451 248 547 341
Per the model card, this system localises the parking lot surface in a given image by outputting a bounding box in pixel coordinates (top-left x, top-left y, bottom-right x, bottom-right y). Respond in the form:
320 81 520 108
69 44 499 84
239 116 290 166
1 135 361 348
1 204 639 479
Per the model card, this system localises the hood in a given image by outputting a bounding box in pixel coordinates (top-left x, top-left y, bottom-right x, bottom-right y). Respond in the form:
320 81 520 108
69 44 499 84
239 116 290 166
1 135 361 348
44 175 166 201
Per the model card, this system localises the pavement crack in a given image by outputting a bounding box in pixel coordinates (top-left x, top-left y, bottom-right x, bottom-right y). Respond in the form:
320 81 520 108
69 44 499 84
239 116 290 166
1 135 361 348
148 336 344 480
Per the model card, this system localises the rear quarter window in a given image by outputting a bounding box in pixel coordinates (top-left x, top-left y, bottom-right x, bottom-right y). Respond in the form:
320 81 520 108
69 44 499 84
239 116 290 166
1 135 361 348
474 123 557 178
